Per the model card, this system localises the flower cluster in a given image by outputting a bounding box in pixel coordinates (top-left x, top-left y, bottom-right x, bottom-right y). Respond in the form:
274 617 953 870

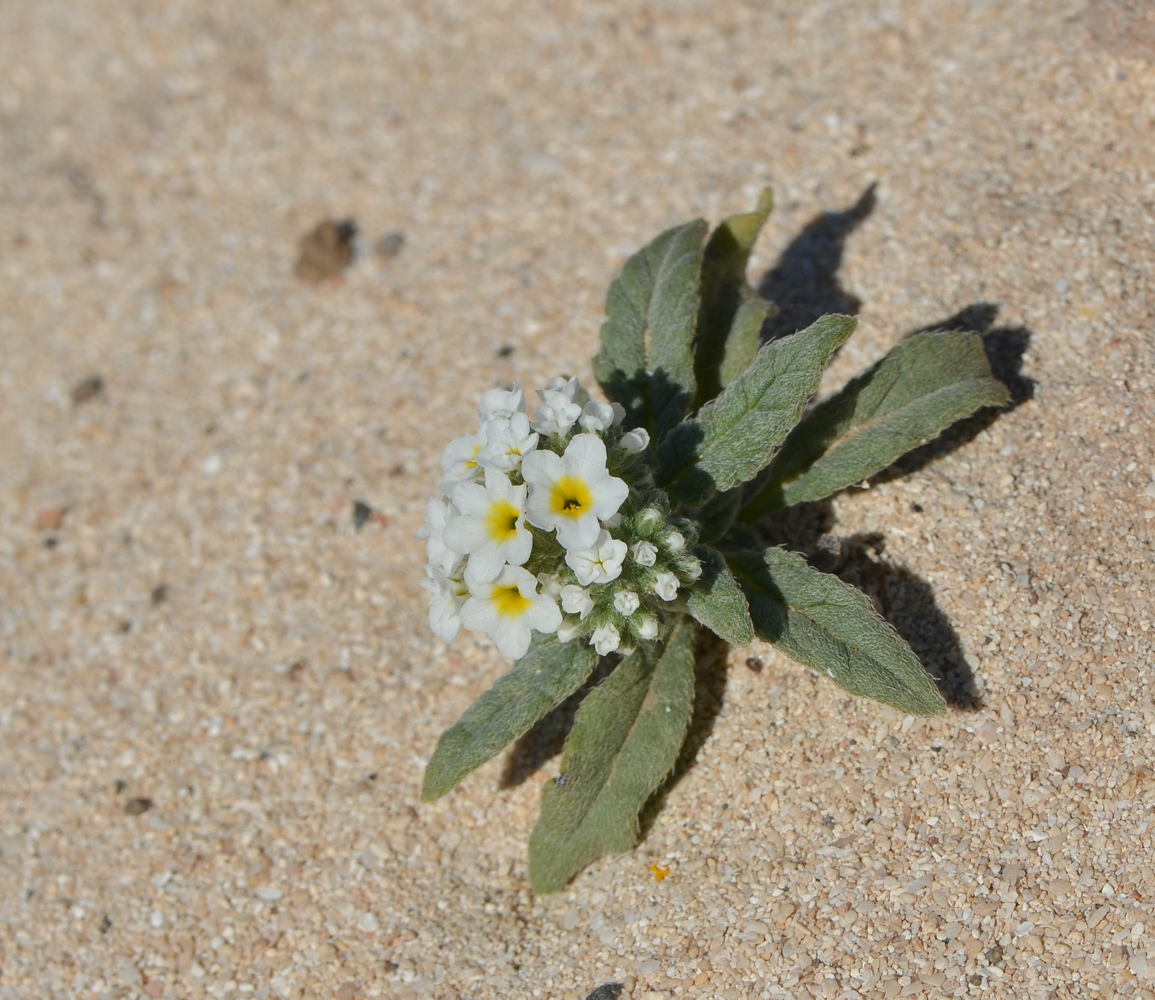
418 377 702 660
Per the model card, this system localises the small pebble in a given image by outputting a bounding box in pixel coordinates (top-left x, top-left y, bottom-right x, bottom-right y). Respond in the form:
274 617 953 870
71 375 104 405
123 797 153 816
295 219 357 282
352 500 374 531
35 507 67 531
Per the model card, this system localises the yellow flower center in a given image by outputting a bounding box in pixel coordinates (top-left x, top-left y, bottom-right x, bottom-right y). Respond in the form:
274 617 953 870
485 499 521 544
491 583 532 619
549 475 594 520
465 443 483 471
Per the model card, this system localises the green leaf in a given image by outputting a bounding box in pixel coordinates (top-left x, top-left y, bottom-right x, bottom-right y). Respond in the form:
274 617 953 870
718 297 773 390
421 634 599 802
528 618 696 893
592 219 707 434
660 314 857 503
742 331 1011 518
695 188 776 406
685 545 754 646
726 546 946 716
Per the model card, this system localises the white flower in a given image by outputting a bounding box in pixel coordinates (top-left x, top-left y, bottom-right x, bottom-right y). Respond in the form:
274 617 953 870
613 590 640 616
477 412 538 473
415 496 460 575
590 623 621 656
653 570 680 601
479 383 525 420
610 402 626 426
665 530 686 553
461 565 562 659
578 400 616 433
420 566 469 643
636 616 659 640
630 540 658 567
544 375 580 399
522 434 629 550
565 529 628 586
443 471 533 586
560 584 595 619
619 427 650 454
439 424 488 490
533 377 583 435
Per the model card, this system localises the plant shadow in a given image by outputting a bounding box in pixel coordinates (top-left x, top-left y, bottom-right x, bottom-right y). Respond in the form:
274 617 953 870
872 302 1034 483
639 628 730 838
753 502 981 709
758 184 875 342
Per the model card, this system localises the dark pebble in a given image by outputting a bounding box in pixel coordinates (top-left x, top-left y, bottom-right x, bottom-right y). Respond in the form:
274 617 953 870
745 656 764 672
985 944 1004 965
295 219 357 282
151 584 168 604
124 797 153 816
352 500 374 531
71 375 105 405
585 986 622 1000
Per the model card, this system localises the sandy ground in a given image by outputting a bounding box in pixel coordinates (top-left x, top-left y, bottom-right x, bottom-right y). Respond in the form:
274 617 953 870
2 2 1154 998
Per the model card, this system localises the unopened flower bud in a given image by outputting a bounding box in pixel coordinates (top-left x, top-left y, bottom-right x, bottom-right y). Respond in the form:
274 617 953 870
637 507 663 530
665 530 685 553
619 428 650 455
636 616 659 641
679 557 702 583
653 570 680 602
613 590 640 616
590 623 621 656
631 540 658 567
556 619 582 642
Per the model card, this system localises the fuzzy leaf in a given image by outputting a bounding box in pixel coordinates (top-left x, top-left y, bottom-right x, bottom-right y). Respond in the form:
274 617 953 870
685 545 754 646
592 219 707 434
661 314 857 502
528 618 696 893
695 188 776 405
727 546 946 716
718 297 773 390
421 634 599 801
742 331 1011 518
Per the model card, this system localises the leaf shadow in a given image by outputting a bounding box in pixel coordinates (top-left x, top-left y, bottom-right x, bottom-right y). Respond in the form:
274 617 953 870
499 655 619 789
753 502 980 709
758 184 876 343
638 627 731 838
871 302 1035 484
834 533 982 709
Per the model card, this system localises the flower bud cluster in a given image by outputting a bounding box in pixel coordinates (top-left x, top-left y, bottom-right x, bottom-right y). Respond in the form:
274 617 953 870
417 377 701 660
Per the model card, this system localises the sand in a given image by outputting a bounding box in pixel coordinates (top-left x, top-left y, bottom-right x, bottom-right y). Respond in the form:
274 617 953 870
2 1 1154 998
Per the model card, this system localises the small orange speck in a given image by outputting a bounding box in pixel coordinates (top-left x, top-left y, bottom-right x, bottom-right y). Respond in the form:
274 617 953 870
650 864 670 882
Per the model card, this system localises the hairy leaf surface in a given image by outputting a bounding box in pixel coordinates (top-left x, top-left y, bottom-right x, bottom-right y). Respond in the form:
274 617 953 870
528 619 696 893
661 314 857 501
685 545 754 646
742 331 1010 517
695 188 776 405
422 635 599 801
727 546 946 716
593 219 707 434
